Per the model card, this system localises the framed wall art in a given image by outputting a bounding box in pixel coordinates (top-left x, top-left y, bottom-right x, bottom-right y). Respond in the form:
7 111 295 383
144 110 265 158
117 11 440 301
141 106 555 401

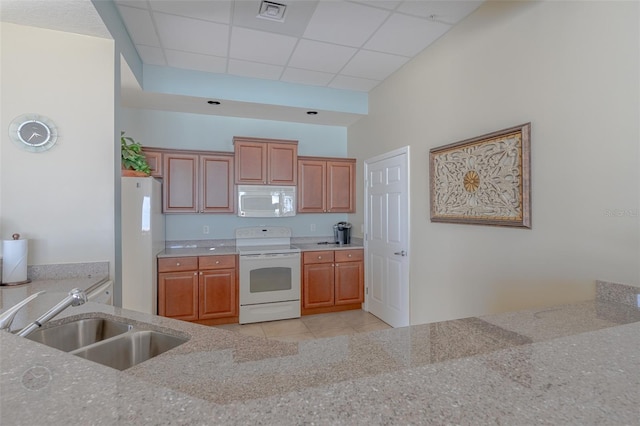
429 123 531 228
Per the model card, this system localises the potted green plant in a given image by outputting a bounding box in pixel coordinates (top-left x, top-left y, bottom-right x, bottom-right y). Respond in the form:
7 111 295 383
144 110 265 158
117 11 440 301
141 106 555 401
121 131 151 176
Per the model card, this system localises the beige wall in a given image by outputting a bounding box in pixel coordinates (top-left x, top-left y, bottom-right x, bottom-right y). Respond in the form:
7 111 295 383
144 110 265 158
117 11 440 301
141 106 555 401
348 1 640 324
0 24 115 273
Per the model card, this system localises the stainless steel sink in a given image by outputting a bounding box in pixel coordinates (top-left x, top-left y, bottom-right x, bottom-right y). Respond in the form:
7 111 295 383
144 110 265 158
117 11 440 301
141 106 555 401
71 330 187 371
23 316 189 370
25 318 132 352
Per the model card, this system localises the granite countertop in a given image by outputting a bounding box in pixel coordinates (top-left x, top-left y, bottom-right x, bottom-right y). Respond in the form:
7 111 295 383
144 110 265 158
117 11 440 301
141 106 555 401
158 238 364 258
2 279 640 424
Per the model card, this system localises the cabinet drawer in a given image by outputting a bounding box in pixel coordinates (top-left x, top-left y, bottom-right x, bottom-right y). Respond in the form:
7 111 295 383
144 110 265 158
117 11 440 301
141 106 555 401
335 249 363 263
303 250 334 264
158 257 198 273
199 255 236 270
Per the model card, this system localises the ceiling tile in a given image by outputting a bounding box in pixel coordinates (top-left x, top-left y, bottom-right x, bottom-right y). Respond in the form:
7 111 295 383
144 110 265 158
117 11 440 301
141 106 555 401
165 50 227 74
364 13 450 57
349 0 402 11
136 45 166 66
288 39 357 74
303 1 389 47
148 0 232 24
118 5 160 47
329 75 380 92
341 50 410 80
154 12 229 56
230 27 298 66
228 59 283 80
397 0 483 24
281 68 334 87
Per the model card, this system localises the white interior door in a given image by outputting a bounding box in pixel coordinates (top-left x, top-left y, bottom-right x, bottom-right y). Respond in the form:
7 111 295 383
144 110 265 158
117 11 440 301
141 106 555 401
364 147 410 328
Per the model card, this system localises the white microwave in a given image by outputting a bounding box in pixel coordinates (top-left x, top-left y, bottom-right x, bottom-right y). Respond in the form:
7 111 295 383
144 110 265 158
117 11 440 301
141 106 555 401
237 185 296 217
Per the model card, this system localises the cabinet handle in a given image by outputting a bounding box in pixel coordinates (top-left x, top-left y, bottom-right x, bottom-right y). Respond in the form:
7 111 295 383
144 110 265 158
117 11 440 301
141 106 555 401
318 256 322 259
348 254 352 258
195 272 198 276
215 260 220 264
176 262 181 266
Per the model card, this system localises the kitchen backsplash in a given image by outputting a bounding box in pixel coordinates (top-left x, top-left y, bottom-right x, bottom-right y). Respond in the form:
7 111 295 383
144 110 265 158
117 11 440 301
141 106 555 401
27 262 109 281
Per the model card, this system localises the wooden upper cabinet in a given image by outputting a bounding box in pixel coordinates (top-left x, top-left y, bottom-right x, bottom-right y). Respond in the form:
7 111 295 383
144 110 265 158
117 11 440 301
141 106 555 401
326 160 355 213
200 155 234 213
298 157 356 213
142 149 163 177
234 140 267 184
234 137 297 185
162 150 234 214
268 143 297 185
164 153 198 213
297 159 326 213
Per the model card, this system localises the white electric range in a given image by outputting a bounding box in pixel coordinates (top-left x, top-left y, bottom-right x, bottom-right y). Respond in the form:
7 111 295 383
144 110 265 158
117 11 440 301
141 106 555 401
235 227 301 324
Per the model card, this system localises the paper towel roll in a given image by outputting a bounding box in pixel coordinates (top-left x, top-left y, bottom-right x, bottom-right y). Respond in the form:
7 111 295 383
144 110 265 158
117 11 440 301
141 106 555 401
2 238 28 284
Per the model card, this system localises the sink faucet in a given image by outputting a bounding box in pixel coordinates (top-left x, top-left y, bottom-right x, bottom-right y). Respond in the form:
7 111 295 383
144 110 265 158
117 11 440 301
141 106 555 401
0 291 46 333
17 288 89 337
0 277 112 337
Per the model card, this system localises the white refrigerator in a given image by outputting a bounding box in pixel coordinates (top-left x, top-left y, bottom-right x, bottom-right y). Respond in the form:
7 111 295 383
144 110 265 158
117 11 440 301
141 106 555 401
121 177 165 315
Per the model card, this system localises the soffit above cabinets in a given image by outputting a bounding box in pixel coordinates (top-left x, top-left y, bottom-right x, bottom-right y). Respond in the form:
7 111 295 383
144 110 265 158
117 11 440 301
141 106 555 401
114 0 484 93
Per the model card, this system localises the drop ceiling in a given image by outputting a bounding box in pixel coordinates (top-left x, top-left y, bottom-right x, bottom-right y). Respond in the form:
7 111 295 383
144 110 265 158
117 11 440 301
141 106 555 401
0 0 484 126
115 0 483 92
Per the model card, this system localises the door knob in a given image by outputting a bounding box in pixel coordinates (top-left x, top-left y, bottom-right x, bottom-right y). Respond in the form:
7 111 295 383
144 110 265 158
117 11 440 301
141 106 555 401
394 250 407 256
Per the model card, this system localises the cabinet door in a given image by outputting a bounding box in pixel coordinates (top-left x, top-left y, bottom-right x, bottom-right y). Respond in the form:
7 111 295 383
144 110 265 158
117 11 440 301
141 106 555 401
199 269 237 319
158 271 199 320
142 149 163 177
164 153 198 213
268 143 297 185
303 263 335 308
298 159 326 213
201 155 234 213
326 160 355 213
235 141 267 184
334 261 364 305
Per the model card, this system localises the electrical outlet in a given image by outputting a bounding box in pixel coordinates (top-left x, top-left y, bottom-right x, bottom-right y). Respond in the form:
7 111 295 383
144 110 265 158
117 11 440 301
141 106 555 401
310 224 316 232
203 225 209 234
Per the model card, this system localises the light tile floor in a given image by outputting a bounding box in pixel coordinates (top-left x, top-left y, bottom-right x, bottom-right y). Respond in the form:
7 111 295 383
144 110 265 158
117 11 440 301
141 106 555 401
214 310 392 342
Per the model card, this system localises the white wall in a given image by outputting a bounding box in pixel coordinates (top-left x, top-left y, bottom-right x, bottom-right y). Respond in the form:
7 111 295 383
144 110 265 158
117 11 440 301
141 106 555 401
348 1 640 324
0 24 115 272
121 108 350 240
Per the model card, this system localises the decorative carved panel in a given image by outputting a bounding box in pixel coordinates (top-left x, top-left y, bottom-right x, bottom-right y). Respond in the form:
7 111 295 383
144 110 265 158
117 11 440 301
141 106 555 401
429 123 531 228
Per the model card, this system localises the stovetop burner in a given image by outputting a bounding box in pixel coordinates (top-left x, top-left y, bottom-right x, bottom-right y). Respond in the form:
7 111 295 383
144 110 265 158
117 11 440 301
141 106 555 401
235 226 300 255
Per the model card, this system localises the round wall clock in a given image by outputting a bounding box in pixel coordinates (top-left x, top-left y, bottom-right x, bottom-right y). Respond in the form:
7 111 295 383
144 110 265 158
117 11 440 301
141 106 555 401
9 114 58 152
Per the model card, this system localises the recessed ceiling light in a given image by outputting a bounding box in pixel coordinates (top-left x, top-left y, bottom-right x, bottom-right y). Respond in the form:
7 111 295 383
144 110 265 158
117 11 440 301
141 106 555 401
207 100 220 105
306 111 318 115
258 1 286 22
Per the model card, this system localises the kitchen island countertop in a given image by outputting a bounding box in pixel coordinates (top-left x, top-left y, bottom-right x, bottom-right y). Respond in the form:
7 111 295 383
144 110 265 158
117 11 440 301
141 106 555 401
1 279 640 425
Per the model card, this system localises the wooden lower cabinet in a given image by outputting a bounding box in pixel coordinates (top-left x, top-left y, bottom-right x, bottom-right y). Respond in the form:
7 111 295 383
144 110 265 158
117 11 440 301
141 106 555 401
158 255 238 324
158 270 199 321
302 249 364 315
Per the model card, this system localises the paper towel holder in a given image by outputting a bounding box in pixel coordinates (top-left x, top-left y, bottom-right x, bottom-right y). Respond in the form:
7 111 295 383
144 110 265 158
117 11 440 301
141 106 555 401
1 233 31 286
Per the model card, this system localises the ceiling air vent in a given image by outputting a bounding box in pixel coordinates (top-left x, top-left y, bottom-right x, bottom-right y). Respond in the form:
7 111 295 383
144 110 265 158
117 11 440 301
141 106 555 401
257 1 287 22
